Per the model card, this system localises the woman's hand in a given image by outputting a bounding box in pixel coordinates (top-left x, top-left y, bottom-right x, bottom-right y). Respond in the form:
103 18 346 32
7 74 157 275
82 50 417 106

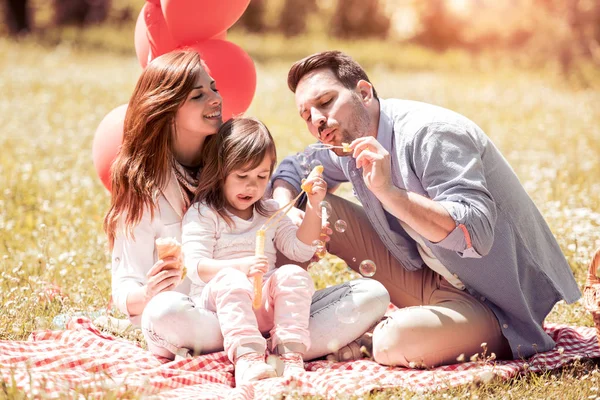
351 137 393 196
144 256 184 300
235 255 269 277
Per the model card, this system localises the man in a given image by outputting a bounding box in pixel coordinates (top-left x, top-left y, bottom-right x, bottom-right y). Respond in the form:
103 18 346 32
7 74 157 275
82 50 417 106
271 50 581 367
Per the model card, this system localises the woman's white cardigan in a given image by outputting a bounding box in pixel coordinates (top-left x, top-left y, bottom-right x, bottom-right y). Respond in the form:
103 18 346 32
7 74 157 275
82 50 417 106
111 171 191 317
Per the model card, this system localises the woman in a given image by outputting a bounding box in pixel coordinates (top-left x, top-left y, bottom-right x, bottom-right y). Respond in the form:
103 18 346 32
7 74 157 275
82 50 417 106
104 50 390 361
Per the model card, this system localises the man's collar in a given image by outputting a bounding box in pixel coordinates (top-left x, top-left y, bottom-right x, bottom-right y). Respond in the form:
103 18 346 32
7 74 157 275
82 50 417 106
376 98 393 151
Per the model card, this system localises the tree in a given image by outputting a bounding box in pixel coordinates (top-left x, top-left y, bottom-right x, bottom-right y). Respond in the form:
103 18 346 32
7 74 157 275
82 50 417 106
53 0 111 26
279 0 317 37
330 0 390 39
412 0 464 50
4 0 30 35
237 0 267 33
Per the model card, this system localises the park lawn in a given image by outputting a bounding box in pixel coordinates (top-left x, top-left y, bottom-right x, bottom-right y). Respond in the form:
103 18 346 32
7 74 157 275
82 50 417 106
0 24 599 399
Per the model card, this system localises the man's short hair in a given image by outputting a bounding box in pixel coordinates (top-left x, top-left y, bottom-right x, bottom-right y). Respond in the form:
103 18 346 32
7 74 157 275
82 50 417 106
287 51 378 99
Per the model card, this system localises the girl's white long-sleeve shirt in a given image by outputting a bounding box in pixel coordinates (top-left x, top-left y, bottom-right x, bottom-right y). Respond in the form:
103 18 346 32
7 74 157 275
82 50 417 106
181 199 316 297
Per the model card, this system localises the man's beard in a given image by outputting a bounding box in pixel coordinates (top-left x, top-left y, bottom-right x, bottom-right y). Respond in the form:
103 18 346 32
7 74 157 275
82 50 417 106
332 95 371 157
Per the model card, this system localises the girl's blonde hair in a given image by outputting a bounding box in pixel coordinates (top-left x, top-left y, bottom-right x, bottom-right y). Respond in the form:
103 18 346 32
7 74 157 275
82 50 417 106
193 117 277 226
104 50 210 248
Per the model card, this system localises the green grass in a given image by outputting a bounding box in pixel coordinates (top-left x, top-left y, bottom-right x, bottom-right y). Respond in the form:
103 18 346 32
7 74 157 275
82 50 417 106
1 15 600 399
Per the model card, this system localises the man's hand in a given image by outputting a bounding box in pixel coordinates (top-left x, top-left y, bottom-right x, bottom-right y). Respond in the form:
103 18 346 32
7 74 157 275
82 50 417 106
351 137 393 196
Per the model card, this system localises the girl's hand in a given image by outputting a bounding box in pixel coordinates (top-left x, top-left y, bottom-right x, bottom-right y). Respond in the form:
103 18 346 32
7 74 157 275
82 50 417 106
236 255 269 277
144 256 183 300
304 176 327 209
320 222 333 243
351 137 393 196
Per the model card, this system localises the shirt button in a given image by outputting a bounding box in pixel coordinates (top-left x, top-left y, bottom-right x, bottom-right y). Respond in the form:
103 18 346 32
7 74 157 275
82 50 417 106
114 257 120 263
480 296 486 302
502 324 509 329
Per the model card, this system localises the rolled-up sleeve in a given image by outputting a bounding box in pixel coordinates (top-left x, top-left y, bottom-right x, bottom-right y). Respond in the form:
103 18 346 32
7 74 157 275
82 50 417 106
271 145 349 193
111 210 156 317
181 205 217 286
412 123 497 257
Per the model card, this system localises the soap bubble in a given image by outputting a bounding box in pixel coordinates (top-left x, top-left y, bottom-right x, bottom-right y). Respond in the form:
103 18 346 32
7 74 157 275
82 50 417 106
326 338 341 353
334 220 347 233
309 159 322 170
297 153 308 166
312 239 324 247
335 298 359 324
352 257 356 262
359 260 376 277
315 245 327 258
317 201 332 219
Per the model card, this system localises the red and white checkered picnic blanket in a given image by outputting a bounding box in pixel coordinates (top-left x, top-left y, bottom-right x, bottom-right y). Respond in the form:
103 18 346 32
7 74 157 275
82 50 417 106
1 317 598 399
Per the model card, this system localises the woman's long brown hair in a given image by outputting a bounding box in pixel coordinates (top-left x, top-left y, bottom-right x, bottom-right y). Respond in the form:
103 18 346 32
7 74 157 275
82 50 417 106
192 118 277 227
104 50 206 248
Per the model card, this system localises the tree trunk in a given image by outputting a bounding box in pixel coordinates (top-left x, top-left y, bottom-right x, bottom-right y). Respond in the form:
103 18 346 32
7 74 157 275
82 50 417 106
330 0 390 39
53 0 110 26
4 0 30 35
238 0 267 33
279 0 317 37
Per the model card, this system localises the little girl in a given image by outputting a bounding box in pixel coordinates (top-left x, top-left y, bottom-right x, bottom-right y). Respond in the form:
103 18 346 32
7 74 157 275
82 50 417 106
181 117 326 385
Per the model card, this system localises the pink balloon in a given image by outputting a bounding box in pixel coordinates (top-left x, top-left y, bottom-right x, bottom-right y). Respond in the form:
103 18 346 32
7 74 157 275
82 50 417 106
187 40 256 119
160 0 249 44
92 105 127 191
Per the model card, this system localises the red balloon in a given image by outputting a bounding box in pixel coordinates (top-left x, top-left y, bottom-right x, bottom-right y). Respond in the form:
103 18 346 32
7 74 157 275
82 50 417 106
135 3 228 68
92 105 127 191
134 2 178 68
211 30 228 41
160 0 249 44
134 7 150 68
187 40 256 120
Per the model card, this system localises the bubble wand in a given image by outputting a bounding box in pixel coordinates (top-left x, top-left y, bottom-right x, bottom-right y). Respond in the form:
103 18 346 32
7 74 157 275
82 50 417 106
252 229 266 309
308 142 352 152
321 204 328 229
252 165 324 309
